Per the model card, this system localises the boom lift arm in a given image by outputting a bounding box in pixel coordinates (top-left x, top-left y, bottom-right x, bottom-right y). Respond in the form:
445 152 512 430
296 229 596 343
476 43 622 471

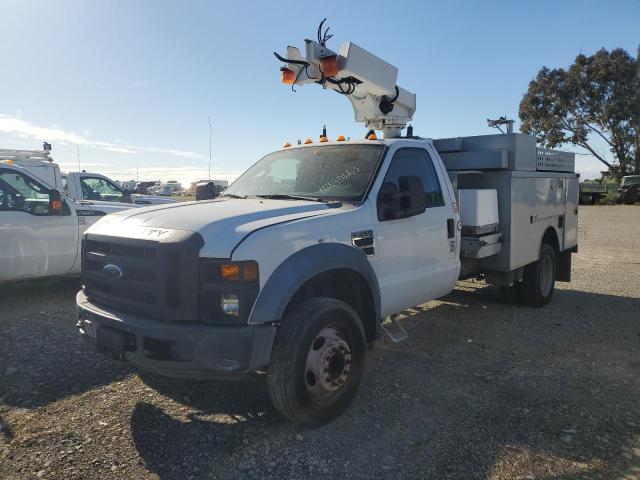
275 20 416 138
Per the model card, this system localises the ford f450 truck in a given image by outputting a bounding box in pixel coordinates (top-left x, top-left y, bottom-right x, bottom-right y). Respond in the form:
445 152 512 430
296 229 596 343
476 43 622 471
76 28 579 426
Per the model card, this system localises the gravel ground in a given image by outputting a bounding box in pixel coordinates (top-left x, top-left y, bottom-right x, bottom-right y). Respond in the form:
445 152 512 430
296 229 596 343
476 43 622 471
1 205 639 480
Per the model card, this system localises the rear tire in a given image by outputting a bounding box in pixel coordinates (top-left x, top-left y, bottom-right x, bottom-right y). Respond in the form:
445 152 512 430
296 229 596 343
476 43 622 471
518 243 556 307
266 297 366 427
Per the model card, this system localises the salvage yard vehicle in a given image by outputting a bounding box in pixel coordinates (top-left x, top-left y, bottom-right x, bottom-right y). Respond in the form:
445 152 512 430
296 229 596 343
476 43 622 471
579 182 617 204
618 175 640 204
0 147 175 207
62 171 176 206
0 156 115 282
76 27 579 426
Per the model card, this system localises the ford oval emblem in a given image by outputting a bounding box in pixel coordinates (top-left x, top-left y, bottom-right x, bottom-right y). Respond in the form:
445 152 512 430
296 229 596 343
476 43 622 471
102 264 123 279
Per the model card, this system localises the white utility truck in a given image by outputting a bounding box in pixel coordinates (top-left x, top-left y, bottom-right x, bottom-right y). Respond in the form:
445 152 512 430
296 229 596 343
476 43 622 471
1 147 175 207
76 25 578 426
0 150 120 282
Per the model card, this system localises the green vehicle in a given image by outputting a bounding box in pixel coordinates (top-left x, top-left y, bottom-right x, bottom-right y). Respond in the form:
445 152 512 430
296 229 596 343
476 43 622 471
618 175 640 204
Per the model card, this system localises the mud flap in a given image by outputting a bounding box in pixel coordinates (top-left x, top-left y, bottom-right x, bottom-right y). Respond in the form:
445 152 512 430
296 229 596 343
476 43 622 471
557 250 572 282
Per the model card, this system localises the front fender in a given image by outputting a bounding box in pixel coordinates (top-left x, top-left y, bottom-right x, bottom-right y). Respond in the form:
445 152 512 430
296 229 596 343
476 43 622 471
248 243 381 325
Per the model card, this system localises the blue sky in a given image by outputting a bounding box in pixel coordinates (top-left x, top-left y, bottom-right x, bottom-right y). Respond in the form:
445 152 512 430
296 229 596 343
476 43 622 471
1 0 638 184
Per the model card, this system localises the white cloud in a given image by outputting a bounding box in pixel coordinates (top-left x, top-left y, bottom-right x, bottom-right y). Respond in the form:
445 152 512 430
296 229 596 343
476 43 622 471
58 162 114 169
102 146 136 154
0 114 206 161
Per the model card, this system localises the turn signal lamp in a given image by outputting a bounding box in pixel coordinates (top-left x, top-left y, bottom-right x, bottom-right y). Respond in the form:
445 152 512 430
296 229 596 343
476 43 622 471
367 133 378 140
220 263 240 280
282 142 292 148
2 159 14 164
304 138 313 144
51 200 62 212
319 136 328 143
320 55 339 77
219 261 259 282
280 68 296 85
336 135 346 141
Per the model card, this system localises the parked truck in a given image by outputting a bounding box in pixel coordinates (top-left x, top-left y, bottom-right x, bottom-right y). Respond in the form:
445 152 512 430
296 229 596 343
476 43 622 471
76 28 578 426
0 152 120 282
618 175 640 204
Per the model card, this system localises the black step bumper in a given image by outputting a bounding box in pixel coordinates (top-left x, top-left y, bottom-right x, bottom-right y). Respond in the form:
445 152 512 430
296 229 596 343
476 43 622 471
76 290 276 380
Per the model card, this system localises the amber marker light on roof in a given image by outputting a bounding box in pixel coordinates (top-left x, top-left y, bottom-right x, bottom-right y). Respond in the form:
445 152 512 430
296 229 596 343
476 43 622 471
336 135 346 141
282 142 292 148
304 138 313 144
367 133 378 140
319 136 328 143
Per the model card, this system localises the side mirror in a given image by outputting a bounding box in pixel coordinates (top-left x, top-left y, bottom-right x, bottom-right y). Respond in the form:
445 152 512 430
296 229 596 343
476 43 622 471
377 175 426 221
49 189 63 216
123 188 132 203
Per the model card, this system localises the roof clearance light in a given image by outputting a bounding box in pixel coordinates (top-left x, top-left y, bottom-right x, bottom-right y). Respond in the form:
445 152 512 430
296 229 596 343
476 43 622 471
367 133 378 140
320 55 339 77
280 68 296 85
304 138 313 144
282 142 292 148
319 136 328 143
336 135 346 141
3 159 14 164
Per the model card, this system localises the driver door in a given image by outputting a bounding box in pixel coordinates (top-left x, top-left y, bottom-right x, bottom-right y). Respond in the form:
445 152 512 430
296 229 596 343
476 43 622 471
371 147 454 316
0 168 78 281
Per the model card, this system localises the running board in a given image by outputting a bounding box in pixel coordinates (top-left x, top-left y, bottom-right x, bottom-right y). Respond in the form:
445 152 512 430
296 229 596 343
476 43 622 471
381 315 408 343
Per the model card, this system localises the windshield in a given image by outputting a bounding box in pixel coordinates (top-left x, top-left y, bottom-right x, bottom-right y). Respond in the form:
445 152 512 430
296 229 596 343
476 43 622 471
621 176 640 187
224 144 385 201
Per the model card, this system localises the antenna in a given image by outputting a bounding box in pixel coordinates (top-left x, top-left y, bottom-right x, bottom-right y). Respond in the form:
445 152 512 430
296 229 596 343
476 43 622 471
76 145 81 171
208 116 213 181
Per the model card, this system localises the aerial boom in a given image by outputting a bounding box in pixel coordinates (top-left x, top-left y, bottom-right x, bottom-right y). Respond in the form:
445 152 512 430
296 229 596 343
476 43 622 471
276 23 416 138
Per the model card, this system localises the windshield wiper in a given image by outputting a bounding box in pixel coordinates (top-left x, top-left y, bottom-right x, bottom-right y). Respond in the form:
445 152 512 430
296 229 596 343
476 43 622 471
255 194 327 202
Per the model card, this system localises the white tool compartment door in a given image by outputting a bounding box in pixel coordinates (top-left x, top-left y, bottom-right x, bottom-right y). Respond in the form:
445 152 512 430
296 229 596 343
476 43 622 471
564 176 579 249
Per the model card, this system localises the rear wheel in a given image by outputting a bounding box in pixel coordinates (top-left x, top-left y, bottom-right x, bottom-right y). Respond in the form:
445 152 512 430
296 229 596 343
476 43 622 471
266 297 366 427
518 243 556 307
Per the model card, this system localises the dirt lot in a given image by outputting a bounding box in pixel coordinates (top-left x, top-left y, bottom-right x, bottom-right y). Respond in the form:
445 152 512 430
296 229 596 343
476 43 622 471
1 205 639 480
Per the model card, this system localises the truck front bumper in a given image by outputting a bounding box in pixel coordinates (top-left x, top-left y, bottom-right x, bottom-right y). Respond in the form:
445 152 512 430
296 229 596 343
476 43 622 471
76 291 276 380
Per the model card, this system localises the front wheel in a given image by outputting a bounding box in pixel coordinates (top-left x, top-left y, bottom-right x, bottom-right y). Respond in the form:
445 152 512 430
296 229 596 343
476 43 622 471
518 243 556 307
266 297 366 427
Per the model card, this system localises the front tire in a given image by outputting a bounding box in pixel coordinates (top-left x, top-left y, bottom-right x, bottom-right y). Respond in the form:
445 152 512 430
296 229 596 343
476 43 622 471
266 297 366 427
518 242 556 307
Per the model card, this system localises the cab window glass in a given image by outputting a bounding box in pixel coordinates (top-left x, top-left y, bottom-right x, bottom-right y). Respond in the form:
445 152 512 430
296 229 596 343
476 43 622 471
80 177 124 202
61 175 69 196
0 168 52 215
380 148 444 207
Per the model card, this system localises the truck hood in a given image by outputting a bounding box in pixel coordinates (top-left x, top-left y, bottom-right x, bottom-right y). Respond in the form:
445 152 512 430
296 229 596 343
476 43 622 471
87 197 340 257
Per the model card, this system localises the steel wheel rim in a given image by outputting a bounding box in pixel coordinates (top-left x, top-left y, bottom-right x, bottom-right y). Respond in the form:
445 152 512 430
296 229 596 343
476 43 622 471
540 252 554 297
304 326 352 402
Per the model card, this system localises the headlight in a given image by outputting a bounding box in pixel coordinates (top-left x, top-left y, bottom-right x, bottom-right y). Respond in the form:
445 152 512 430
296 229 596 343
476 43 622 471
200 260 260 324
